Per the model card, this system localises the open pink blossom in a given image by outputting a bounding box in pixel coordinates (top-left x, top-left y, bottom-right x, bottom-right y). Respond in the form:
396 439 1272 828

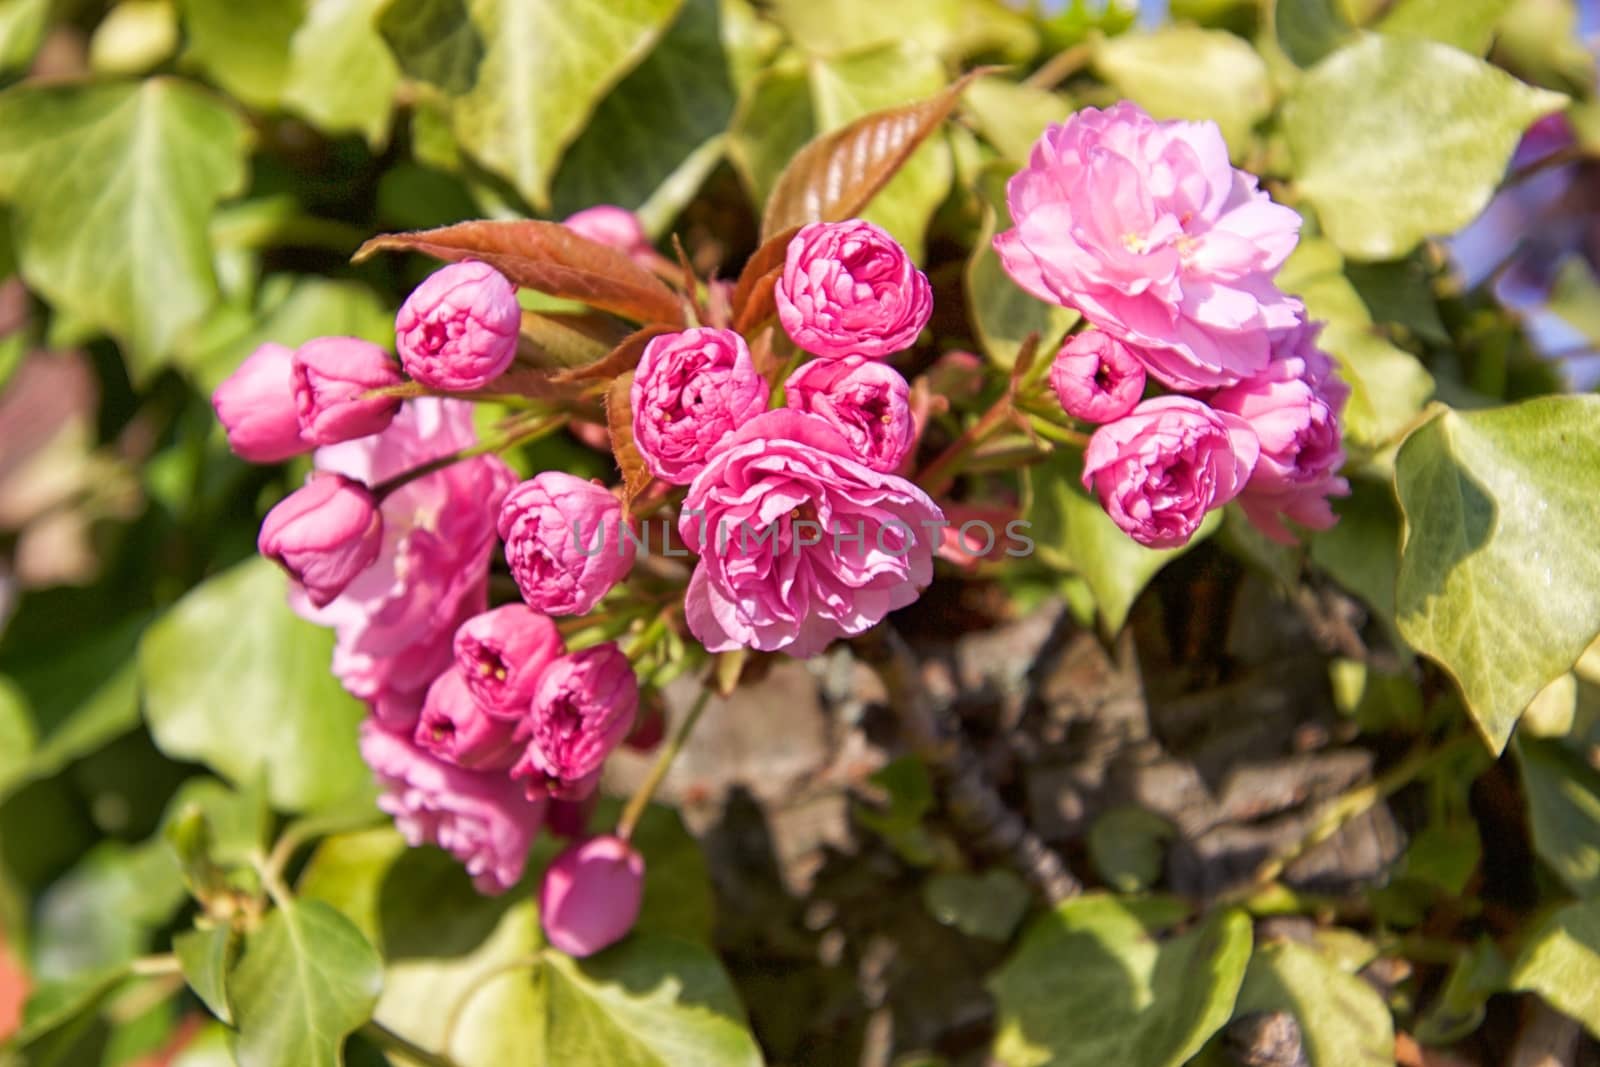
680 410 942 657
453 605 564 720
360 721 545 895
540 835 645 957
212 342 308 462
512 644 638 801
259 473 382 607
396 261 520 391
563 206 653 263
291 337 404 445
776 220 932 360
631 327 769 484
784 356 913 472
1210 325 1349 543
1082 396 1260 549
1049 331 1147 423
996 102 1302 390
500 473 635 616
415 666 520 770
293 399 516 730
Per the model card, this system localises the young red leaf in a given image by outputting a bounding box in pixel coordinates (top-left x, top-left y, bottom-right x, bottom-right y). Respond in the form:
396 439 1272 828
553 324 677 385
604 370 653 511
730 225 799 332
355 221 686 327
760 69 988 239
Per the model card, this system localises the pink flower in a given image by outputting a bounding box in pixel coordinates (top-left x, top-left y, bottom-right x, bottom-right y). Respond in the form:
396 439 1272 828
212 342 307 463
563 206 653 263
1082 396 1260 549
453 605 565 720
294 400 516 728
776 220 932 360
631 327 769 485
360 721 545 895
415 666 520 770
996 102 1303 390
512 644 638 801
680 409 942 657
291 337 404 445
547 795 598 839
1049 331 1147 423
539 835 644 957
783 356 913 472
1210 326 1349 543
499 473 635 616
396 261 520 391
259 473 382 608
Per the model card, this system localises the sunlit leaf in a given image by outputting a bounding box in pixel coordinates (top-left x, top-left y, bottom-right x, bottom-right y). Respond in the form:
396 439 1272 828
1233 940 1393 1067
1512 898 1600 1041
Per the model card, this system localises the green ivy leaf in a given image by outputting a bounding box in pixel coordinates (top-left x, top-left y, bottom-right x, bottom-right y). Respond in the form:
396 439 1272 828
552 0 735 234
960 76 1068 163
0 79 249 381
1310 478 1403 631
32 839 186 979
989 895 1251 1067
177 0 305 109
923 870 1031 942
1516 737 1600 897
0 0 49 76
1027 450 1221 634
1511 898 1600 1041
1284 35 1566 260
229 898 384 1067
769 0 1035 63
380 0 684 210
88 0 180 75
1232 940 1394 1067
726 58 815 207
175 925 237 1025
1092 25 1272 156
1376 0 1514 56
1415 938 1507 1046
1272 0 1354 67
966 171 1077 370
16 966 126 1048
1088 806 1174 893
1394 396 1600 751
140 558 372 813
283 0 400 146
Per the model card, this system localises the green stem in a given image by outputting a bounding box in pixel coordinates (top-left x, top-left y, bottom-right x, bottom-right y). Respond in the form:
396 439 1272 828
373 414 566 499
915 392 1020 497
360 1021 466 1067
626 614 670 665
616 683 714 841
1026 413 1091 449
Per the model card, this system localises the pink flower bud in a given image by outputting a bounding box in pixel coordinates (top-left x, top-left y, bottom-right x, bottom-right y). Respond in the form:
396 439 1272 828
631 327 769 485
498 473 635 616
211 343 307 462
258 473 383 607
539 835 645 957
453 605 565 720
624 696 665 753
775 220 932 360
1082 396 1259 549
396 261 521 391
563 206 653 263
291 337 404 445
784 356 913 472
512 644 638 800
415 666 520 770
1049 331 1147 423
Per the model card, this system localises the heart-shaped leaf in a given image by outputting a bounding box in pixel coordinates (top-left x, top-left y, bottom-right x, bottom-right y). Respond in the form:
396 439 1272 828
1512 898 1600 1041
229 898 384 1067
1394 396 1600 751
1232 941 1394 1067
355 221 685 326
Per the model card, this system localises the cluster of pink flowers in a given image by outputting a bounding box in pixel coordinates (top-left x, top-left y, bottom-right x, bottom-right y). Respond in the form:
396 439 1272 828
212 244 650 954
998 101 1349 547
631 219 941 658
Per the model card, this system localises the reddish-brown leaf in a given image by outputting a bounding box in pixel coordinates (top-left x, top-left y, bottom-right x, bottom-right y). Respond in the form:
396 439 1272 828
355 221 686 326
553 324 675 384
517 310 627 370
604 370 652 511
730 225 799 330
760 69 989 239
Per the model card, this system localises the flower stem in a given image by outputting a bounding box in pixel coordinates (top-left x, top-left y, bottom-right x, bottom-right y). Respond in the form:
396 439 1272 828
616 682 714 841
372 414 566 499
915 392 1020 497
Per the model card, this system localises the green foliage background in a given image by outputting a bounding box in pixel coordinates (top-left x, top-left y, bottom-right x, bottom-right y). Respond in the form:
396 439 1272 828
0 0 1598 1064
